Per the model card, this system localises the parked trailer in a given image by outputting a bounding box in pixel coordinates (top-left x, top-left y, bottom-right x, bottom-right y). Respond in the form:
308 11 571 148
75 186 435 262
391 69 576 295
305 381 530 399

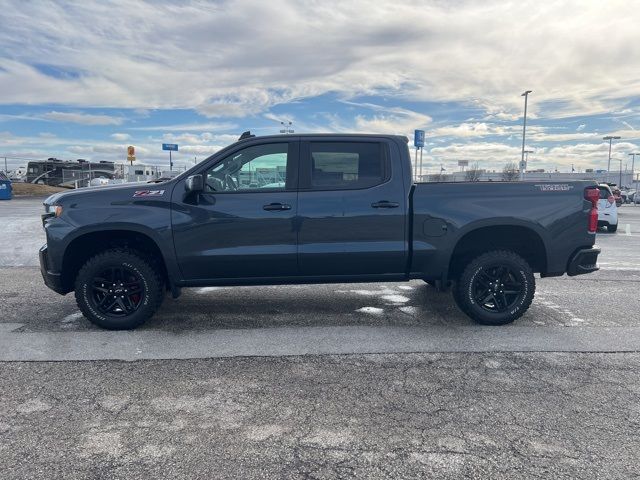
26 159 116 188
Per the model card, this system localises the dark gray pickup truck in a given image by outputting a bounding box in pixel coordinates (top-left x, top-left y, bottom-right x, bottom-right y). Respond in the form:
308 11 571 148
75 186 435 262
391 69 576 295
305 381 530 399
40 133 600 329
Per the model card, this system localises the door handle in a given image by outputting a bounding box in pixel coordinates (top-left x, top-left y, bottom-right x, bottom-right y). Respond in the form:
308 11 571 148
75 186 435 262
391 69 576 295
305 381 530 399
263 203 291 211
371 201 399 209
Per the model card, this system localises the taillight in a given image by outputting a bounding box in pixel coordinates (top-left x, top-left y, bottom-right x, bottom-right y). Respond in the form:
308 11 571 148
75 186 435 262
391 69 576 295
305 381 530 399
584 187 599 233
584 187 599 204
608 195 615 204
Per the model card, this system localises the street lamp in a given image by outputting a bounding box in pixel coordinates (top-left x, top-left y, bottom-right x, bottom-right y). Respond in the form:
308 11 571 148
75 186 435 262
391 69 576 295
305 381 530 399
629 152 639 190
520 90 532 181
619 159 623 188
521 149 534 178
603 135 621 173
280 121 294 134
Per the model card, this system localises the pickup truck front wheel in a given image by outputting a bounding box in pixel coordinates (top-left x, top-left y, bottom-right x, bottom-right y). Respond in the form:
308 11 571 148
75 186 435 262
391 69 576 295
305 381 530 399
74 249 164 330
454 250 535 325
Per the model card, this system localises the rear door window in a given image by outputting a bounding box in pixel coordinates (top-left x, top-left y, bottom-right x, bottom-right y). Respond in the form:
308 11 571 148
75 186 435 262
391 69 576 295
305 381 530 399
308 142 387 190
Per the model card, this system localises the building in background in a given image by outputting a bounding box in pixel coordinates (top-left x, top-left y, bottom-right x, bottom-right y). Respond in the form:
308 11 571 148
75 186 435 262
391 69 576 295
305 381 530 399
419 170 636 188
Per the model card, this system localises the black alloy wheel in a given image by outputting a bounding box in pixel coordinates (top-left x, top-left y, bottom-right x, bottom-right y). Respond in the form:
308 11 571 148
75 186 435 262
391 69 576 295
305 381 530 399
91 266 144 317
471 265 524 313
75 248 164 330
453 250 535 326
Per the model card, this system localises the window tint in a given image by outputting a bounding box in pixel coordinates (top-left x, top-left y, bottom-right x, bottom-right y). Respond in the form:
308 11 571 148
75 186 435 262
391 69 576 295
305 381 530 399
204 143 288 192
310 142 386 189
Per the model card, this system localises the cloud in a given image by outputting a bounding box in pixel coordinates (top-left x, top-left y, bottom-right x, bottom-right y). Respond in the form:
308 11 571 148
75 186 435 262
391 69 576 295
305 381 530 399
1 0 638 119
41 111 123 125
429 122 519 138
110 133 130 141
0 110 124 125
427 139 639 173
129 122 236 132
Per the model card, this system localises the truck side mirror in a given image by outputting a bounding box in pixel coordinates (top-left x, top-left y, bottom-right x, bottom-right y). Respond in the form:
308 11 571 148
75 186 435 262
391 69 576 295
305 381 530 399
185 174 204 193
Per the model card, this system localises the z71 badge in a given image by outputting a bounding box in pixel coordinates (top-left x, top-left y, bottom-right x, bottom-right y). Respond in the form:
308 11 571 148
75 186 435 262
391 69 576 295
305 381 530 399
133 189 165 197
534 184 573 192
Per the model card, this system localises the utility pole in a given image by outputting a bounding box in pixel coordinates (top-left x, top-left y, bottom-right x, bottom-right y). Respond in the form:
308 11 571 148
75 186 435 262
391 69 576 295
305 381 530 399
603 135 621 177
520 90 532 181
629 152 638 190
522 150 533 178
619 159 623 188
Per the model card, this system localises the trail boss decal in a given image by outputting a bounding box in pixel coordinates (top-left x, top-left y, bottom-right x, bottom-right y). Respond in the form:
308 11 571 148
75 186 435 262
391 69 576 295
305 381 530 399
133 189 165 197
534 184 574 192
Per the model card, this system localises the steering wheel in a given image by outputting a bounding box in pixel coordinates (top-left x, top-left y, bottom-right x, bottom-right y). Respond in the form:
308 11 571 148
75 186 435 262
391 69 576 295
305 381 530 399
224 174 238 191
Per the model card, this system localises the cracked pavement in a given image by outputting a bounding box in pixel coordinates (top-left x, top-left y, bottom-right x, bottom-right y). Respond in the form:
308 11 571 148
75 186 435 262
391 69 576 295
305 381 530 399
1 353 639 479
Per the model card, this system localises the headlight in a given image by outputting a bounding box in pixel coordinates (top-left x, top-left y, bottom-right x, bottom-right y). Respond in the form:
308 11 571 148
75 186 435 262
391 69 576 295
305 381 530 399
45 204 63 217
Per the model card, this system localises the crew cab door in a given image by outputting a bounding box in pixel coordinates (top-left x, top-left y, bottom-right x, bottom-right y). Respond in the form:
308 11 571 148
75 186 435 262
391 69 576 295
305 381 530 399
297 138 407 276
171 140 299 280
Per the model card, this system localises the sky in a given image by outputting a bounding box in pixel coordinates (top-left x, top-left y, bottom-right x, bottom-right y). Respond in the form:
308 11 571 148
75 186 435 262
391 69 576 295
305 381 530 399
1 0 640 175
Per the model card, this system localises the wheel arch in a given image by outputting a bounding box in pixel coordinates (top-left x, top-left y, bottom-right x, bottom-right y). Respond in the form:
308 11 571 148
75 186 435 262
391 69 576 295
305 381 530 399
448 223 548 281
60 227 169 293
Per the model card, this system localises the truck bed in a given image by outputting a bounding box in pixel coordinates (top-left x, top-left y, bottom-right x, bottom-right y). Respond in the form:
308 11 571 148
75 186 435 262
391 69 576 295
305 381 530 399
409 180 597 281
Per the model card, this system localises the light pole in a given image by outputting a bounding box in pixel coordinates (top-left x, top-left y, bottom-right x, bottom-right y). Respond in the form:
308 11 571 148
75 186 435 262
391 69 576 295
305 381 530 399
603 135 621 174
619 159 623 188
280 121 294 134
520 90 532 181
522 149 533 177
629 152 638 190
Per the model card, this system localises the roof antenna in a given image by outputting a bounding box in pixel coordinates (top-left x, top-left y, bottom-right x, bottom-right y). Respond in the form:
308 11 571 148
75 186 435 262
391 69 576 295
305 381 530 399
238 131 255 141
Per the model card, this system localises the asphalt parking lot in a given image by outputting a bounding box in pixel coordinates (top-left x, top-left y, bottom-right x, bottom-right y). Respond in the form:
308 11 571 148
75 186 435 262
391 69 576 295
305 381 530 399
1 196 640 478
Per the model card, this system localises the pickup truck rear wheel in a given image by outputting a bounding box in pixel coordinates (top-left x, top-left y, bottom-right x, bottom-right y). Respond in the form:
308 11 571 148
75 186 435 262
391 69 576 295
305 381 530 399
454 250 535 325
74 249 164 330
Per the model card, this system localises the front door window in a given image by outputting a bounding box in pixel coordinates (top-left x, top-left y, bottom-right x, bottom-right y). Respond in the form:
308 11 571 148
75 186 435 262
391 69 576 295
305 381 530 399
205 143 289 192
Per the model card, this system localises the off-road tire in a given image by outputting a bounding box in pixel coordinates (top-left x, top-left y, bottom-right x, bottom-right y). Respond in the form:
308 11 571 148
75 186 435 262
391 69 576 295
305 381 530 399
454 250 535 326
74 248 164 330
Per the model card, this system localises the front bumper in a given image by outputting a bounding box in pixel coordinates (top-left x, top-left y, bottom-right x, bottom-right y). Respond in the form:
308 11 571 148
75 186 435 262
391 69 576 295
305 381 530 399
39 244 66 294
567 246 600 276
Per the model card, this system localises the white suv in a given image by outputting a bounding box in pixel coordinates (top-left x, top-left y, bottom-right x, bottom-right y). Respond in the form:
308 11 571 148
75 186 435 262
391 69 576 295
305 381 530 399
598 184 618 232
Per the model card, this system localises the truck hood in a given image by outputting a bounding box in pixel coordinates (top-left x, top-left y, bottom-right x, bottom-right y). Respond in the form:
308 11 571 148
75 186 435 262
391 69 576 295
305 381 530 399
43 181 167 206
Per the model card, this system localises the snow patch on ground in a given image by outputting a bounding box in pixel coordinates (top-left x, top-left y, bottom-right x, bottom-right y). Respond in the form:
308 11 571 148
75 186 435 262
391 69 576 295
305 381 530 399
399 306 418 316
381 294 410 304
356 307 384 315
61 312 84 323
197 287 220 294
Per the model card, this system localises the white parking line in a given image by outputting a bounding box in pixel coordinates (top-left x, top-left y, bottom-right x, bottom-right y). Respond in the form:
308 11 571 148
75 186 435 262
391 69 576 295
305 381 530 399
626 223 632 236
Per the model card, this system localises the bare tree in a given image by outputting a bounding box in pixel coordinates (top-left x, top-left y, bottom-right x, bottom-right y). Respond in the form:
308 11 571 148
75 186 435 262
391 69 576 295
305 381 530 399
464 162 482 182
502 162 520 181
